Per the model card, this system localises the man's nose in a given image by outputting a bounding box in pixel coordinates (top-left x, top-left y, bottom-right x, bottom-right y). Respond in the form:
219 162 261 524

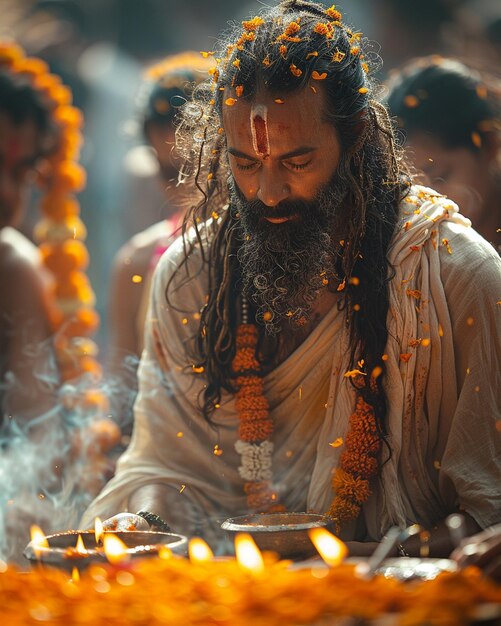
256 169 290 207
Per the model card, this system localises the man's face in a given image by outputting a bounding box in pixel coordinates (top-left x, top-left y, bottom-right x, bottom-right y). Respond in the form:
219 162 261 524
222 86 346 330
0 112 42 228
223 84 341 209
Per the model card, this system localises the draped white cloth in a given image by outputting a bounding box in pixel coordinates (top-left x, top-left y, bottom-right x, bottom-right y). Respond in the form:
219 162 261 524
82 187 501 544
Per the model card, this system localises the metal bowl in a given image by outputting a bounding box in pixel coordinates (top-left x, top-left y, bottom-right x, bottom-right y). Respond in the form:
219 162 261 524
376 557 457 581
221 512 335 560
24 530 188 571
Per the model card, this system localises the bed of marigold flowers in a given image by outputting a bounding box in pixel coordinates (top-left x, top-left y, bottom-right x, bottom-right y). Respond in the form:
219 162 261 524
0 555 500 626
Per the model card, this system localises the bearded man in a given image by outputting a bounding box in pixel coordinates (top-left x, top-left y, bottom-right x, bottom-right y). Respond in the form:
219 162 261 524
82 0 501 557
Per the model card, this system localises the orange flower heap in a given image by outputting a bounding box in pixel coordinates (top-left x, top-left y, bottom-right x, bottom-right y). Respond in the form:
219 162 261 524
0 42 100 381
232 324 283 512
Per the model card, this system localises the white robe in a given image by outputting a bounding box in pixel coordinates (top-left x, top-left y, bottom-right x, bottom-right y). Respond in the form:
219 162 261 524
82 187 501 545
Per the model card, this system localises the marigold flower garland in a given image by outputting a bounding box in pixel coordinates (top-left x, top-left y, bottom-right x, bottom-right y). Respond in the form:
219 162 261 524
0 41 101 384
232 304 284 512
0 43 121 498
232 303 381 528
328 389 381 532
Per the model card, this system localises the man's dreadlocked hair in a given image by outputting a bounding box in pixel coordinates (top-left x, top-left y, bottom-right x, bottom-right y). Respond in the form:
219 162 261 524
173 0 411 438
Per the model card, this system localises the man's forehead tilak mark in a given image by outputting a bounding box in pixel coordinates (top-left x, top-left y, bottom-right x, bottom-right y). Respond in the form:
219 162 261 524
250 104 270 158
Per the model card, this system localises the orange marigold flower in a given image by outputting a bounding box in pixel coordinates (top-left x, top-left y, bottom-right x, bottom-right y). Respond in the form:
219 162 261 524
328 497 360 523
0 42 24 66
341 452 378 478
408 338 422 348
52 160 86 193
406 288 421 299
242 17 265 31
40 239 89 276
400 353 412 363
247 489 277 511
54 270 91 300
232 346 260 372
244 480 272 495
332 468 371 504
56 308 99 340
53 105 83 129
16 57 49 78
235 323 258 345
311 71 327 80
325 5 342 21
235 395 269 412
284 21 300 35
344 432 380 457
239 419 273 442
239 409 269 423
40 194 79 220
313 22 333 38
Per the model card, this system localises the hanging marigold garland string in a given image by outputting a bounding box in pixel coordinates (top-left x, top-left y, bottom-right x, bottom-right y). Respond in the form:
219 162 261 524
0 41 101 385
232 308 381 531
0 43 122 483
232 318 284 513
328 389 381 533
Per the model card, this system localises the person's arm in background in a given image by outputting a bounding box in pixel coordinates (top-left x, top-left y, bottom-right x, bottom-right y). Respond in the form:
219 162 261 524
1 238 59 436
107 240 145 369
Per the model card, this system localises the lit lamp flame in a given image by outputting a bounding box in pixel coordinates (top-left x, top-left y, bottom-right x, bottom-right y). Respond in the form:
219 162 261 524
308 528 348 567
158 545 172 560
71 567 80 583
188 538 214 562
75 534 87 555
94 517 104 545
234 533 264 574
30 525 49 558
103 534 129 565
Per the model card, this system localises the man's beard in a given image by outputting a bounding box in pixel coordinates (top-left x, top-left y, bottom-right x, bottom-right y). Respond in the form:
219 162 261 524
229 174 348 333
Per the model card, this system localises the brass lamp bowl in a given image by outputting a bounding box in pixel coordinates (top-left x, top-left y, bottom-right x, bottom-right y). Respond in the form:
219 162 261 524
221 512 336 560
24 530 188 571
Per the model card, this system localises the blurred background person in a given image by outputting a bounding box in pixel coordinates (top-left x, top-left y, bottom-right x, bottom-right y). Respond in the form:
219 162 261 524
386 56 501 252
0 68 59 428
107 51 213 435
0 43 121 565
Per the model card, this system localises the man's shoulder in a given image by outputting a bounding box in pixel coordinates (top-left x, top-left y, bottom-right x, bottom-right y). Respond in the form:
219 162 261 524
0 228 52 318
438 218 501 278
0 228 43 284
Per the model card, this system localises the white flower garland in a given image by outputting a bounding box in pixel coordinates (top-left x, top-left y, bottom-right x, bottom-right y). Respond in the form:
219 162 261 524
235 439 274 481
